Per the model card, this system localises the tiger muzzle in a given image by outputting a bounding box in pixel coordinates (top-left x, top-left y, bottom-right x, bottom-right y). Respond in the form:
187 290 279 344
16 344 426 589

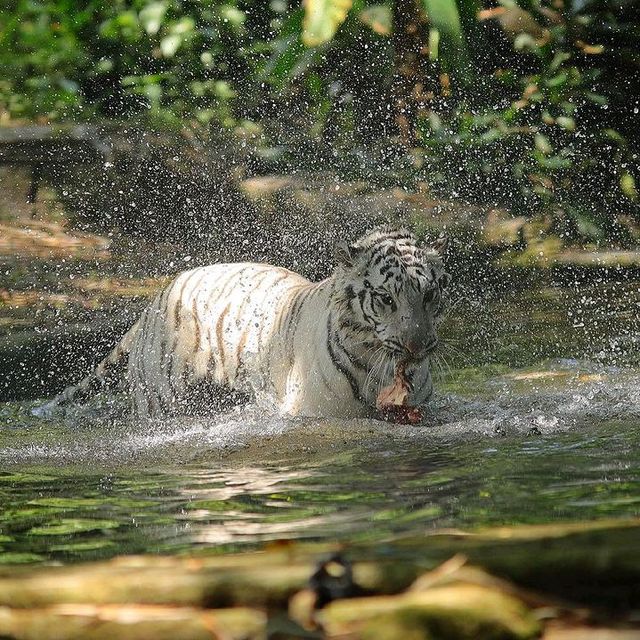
404 338 438 361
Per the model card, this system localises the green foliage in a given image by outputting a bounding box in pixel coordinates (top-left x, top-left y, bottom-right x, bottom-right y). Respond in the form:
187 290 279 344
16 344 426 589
414 0 640 243
420 0 473 83
0 0 261 127
0 0 638 244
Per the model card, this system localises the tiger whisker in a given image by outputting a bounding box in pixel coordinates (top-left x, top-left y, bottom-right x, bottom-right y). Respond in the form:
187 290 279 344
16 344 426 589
364 346 386 394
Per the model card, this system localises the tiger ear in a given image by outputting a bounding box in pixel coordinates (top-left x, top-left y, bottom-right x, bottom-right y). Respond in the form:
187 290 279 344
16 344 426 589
431 234 449 256
334 241 360 268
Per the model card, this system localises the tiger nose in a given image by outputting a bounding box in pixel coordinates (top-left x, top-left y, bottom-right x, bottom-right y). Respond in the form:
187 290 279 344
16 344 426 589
405 340 422 356
405 338 437 356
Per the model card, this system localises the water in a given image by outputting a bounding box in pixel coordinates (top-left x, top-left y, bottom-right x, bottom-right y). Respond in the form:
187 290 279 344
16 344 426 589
1 272 639 565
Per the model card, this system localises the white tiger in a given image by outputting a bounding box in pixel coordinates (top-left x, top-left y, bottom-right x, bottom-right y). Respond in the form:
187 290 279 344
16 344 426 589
48 227 450 420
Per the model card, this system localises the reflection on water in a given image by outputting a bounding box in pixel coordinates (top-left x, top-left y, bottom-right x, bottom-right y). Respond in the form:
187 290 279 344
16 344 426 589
0 276 639 564
0 420 638 565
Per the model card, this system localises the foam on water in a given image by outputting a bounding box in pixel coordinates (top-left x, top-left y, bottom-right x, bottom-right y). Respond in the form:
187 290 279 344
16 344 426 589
2 359 639 466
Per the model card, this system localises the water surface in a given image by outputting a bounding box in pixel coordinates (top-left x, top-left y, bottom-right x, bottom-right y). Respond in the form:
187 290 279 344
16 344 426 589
1 272 639 565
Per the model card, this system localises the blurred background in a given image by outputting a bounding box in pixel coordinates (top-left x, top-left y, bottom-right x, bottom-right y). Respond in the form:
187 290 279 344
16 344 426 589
1 0 639 398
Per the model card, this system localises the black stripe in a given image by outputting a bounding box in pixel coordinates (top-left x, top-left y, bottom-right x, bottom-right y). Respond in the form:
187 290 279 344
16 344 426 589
344 284 356 300
166 270 208 397
375 231 414 243
254 273 300 396
360 292 378 328
202 264 253 321
334 332 371 372
282 286 315 372
326 314 362 402
369 244 392 266
205 266 253 377
283 290 305 335
339 317 368 332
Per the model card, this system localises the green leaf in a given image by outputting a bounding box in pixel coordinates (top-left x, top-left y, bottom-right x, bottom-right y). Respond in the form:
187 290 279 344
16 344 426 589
534 132 552 155
159 15 196 57
219 5 246 30
303 0 353 47
421 0 472 85
604 128 625 143
428 28 440 62
171 16 196 35
556 116 575 131
261 9 321 88
549 51 571 72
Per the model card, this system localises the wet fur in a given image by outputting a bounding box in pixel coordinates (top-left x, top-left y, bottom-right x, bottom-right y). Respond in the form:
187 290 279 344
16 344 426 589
48 228 450 420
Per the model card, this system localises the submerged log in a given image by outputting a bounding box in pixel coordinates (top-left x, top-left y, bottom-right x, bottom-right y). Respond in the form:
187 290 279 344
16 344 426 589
0 520 638 610
318 583 541 640
0 520 637 639
0 604 266 640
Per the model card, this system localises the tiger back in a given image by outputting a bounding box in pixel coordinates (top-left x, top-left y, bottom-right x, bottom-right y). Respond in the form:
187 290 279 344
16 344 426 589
127 263 344 417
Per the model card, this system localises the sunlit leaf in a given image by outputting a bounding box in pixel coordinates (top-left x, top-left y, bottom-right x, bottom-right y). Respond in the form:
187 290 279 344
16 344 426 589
160 34 182 57
549 51 571 72
359 5 392 36
213 80 236 100
139 2 167 35
621 173 638 201
534 133 552 155
219 5 246 30
428 28 440 61
302 0 353 47
580 43 605 54
513 32 537 51
171 17 195 35
556 116 575 131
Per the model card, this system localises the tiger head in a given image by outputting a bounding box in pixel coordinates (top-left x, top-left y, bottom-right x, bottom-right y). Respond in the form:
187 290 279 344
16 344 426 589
333 227 450 363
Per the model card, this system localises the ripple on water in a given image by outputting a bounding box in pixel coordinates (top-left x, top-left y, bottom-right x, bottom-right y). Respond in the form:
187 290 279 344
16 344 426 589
3 306 640 565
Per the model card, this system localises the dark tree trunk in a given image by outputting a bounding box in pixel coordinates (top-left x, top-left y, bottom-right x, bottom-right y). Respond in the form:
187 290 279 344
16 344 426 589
391 0 434 145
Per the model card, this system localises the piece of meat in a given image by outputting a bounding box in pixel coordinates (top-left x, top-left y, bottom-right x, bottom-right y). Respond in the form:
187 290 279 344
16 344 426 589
376 362 423 424
378 404 423 425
